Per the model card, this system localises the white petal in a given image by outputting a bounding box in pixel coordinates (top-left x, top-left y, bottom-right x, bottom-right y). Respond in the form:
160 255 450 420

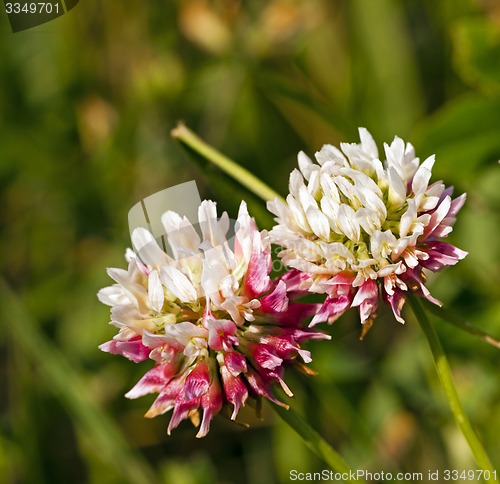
355 208 381 235
125 248 136 263
412 155 435 196
267 197 291 223
110 305 141 326
234 200 255 263
377 262 403 277
369 230 383 260
160 266 197 302
320 197 342 234
148 270 164 313
358 127 378 159
305 207 331 240
198 200 227 247
142 329 175 349
399 199 417 237
373 159 388 189
289 169 305 198
106 268 145 306
97 285 131 306
320 173 341 204
286 194 311 233
334 175 356 204
161 211 201 259
315 144 346 166
384 137 405 173
340 142 374 174
348 168 383 198
387 167 407 208
419 196 439 211
236 200 251 229
391 236 411 259
337 204 360 241
297 151 314 180
307 170 321 198
298 185 318 211
107 267 130 284
132 228 170 266
200 248 230 303
164 321 208 346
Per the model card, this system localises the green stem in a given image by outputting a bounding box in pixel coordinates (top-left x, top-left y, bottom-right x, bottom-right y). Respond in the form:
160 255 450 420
423 300 500 349
171 122 284 203
409 295 495 482
271 403 365 483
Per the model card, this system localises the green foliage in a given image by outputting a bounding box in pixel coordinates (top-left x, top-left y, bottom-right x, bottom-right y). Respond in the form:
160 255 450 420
0 1 499 483
416 94 500 180
453 17 500 94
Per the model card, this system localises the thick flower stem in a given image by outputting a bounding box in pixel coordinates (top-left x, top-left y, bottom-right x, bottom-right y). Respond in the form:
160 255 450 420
409 295 495 482
271 403 365 483
171 122 284 203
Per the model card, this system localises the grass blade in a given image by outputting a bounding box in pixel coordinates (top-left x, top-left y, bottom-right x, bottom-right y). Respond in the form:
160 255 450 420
0 279 158 484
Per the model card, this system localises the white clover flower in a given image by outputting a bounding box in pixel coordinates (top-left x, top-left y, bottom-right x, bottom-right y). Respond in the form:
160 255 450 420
268 128 467 332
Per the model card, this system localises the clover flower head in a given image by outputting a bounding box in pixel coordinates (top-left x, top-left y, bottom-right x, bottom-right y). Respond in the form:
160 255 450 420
98 200 327 437
268 128 467 332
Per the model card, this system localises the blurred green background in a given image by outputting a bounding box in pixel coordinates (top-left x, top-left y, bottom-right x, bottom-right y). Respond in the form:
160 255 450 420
1 1 499 483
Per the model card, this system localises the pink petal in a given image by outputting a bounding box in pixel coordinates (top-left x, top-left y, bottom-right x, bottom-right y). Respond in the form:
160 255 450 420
196 378 223 438
221 368 248 420
310 293 353 326
224 352 247 376
184 360 210 400
351 279 378 307
262 334 317 363
383 288 406 324
448 193 466 218
207 319 238 352
245 369 287 408
279 269 312 293
426 241 468 258
125 363 175 399
423 196 451 239
252 344 283 370
420 242 468 271
351 279 379 324
324 271 356 287
288 328 331 343
359 299 378 324
263 336 299 360
402 268 442 307
167 398 201 435
243 247 272 297
429 223 454 239
277 302 320 326
99 337 150 363
260 280 289 314
144 376 184 418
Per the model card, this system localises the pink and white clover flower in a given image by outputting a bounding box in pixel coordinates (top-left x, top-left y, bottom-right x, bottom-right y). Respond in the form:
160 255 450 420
267 128 467 333
98 200 327 437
